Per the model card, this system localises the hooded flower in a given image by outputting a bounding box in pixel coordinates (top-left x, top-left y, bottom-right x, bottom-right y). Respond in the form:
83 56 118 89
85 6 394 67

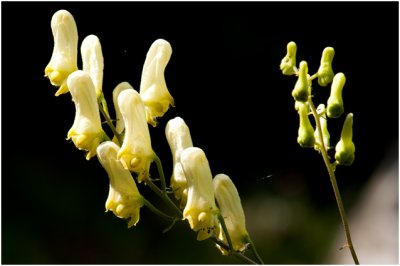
292 61 310 102
112 82 135 136
140 39 175 127
45 9 78 96
213 174 250 255
81 34 104 98
280 41 297 76
327 72 346 118
317 47 335 87
165 117 194 208
117 89 154 182
181 147 220 241
97 141 144 228
296 101 315 148
67 70 105 160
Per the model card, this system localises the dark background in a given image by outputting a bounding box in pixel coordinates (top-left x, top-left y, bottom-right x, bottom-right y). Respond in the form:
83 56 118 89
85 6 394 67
2 1 398 264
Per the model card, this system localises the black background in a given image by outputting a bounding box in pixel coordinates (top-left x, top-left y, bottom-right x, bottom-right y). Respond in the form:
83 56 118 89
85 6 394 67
2 1 398 264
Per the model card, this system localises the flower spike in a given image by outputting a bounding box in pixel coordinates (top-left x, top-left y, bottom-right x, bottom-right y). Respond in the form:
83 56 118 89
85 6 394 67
181 147 220 241
140 39 175 127
97 141 144 228
45 10 78 96
67 70 106 160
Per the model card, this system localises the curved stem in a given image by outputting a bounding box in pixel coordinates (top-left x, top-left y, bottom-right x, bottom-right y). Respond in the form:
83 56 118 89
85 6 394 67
210 237 258 265
98 98 123 146
143 198 174 221
245 236 264 264
153 153 167 193
217 213 234 250
308 98 359 264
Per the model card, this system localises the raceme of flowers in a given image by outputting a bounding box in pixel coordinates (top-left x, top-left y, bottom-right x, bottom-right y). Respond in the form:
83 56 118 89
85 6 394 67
44 9 254 256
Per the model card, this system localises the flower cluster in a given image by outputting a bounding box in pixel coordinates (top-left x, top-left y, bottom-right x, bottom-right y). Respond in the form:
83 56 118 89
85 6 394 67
45 9 259 260
280 41 355 166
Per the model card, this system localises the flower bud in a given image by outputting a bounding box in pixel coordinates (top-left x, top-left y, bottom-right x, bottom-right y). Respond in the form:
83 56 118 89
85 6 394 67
81 35 104 98
297 102 315 148
280 41 297 75
317 47 335 87
335 113 355 165
97 141 144 228
181 147 220 241
213 174 249 255
67 70 105 160
45 10 78 96
327 72 346 118
117 89 154 183
314 104 330 151
140 39 175 127
165 117 194 208
292 61 310 102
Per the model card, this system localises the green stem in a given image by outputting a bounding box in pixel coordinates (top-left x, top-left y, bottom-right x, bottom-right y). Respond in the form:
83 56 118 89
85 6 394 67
210 237 258 265
308 98 359 265
153 153 167 193
98 99 123 146
245 236 264 264
217 213 233 250
144 177 183 218
143 198 174 221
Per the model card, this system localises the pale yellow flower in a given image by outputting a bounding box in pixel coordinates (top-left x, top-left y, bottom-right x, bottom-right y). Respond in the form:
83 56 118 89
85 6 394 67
112 82 135 135
140 39 175 127
117 89 154 182
213 174 249 255
45 10 78 96
81 34 104 98
67 70 105 160
335 113 355 166
97 141 144 228
181 147 220 240
165 117 193 208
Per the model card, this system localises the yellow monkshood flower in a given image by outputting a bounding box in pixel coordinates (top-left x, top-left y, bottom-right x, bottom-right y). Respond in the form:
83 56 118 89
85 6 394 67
67 70 105 160
45 10 78 96
335 113 355 166
280 41 297 76
117 89 154 183
97 141 144 228
317 47 335 87
165 117 194 208
213 174 249 255
81 34 104 98
181 147 220 241
140 39 175 127
296 101 315 148
112 82 134 135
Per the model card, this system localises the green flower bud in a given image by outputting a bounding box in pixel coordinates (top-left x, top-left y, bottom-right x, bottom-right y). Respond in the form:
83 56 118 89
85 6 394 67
327 72 346 118
317 47 335 87
335 113 355 166
297 102 315 148
314 104 330 151
292 61 310 102
280 41 297 75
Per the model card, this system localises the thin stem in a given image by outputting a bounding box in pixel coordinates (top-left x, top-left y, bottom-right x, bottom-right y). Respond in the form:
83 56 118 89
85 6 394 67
210 237 258 265
143 198 174 221
245 236 264 264
144 177 183 218
98 99 123 146
308 98 359 264
153 153 167 193
217 213 234 250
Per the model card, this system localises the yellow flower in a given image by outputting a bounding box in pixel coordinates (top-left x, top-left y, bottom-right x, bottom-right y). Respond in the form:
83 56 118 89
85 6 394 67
44 10 78 96
81 34 104 98
117 89 154 183
181 147 220 241
213 174 249 255
317 47 335 87
97 141 144 228
280 41 297 75
140 39 175 127
292 61 310 102
296 101 315 148
112 82 135 136
67 70 105 160
165 117 194 208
